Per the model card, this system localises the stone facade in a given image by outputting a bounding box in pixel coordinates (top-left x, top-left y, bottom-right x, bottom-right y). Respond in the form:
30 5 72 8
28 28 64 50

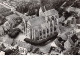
25 9 59 40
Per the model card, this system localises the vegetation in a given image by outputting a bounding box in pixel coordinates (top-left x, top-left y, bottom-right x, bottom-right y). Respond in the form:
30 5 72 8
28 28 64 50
16 0 40 16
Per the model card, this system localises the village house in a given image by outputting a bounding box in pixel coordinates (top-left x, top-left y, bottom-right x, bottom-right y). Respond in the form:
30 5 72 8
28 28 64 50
64 6 80 35
4 14 22 31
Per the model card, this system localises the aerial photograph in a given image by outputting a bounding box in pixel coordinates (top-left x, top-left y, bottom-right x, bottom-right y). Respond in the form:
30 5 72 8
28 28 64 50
0 0 80 55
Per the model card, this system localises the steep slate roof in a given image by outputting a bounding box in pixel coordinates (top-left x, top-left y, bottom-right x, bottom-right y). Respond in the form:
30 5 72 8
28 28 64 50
28 16 46 28
44 9 58 17
33 25 42 30
33 22 49 30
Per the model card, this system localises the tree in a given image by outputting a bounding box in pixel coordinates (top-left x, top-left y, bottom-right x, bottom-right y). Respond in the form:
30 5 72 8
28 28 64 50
27 2 40 16
40 0 67 10
16 0 40 16
16 1 28 13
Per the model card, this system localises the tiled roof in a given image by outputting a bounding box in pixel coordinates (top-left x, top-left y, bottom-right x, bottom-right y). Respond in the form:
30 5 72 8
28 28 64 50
0 4 10 13
6 14 20 21
6 14 22 28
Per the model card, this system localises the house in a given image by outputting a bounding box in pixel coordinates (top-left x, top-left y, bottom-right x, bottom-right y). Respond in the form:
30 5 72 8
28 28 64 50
6 14 22 28
2 21 11 31
0 4 13 22
2 14 22 32
64 7 80 29
18 46 28 55
66 6 80 17
0 4 11 14
64 34 78 50
13 33 32 52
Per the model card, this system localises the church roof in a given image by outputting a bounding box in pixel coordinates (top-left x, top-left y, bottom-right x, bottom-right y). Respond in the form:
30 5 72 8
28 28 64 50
28 16 46 28
44 9 58 17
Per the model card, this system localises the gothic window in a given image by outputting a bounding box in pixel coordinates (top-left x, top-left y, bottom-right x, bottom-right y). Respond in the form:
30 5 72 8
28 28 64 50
47 35 49 37
40 31 42 36
35 37 39 40
50 23 53 27
40 37 42 40
50 33 53 35
47 29 49 33
54 26 56 31
43 36 46 38
50 28 53 32
51 16 54 20
26 21 27 28
43 30 45 34
48 17 50 21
